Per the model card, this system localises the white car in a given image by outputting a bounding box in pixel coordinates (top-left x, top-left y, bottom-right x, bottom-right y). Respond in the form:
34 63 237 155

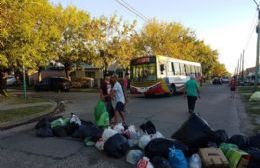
6 76 17 86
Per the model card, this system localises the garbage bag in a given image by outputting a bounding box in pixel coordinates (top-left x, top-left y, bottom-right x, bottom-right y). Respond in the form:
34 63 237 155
171 113 214 149
151 156 171 168
225 148 249 168
70 114 81 126
189 154 202 168
151 131 164 139
35 118 51 129
220 143 238 155
36 127 53 137
51 118 66 129
102 128 117 142
84 137 95 146
71 125 103 142
81 120 94 126
65 122 79 136
145 138 189 160
104 133 129 158
140 121 156 135
249 91 260 102
228 134 249 150
249 133 260 149
246 147 260 168
113 123 125 134
94 100 107 120
139 134 152 150
169 146 188 168
96 111 109 128
126 150 143 165
52 126 67 137
213 129 229 145
95 139 105 151
137 157 154 168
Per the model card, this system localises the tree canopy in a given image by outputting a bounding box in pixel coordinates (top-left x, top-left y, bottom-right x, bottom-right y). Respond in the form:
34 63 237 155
0 0 229 78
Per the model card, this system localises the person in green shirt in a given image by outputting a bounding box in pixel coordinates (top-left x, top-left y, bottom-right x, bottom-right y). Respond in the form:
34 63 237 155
184 74 200 113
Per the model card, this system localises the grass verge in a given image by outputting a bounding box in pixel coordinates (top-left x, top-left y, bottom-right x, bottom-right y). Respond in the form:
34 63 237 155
0 105 52 123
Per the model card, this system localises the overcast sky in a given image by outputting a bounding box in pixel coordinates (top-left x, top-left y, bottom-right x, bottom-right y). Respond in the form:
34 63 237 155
50 0 259 73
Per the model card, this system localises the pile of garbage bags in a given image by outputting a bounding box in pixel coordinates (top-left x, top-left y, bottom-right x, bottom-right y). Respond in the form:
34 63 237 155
35 112 260 168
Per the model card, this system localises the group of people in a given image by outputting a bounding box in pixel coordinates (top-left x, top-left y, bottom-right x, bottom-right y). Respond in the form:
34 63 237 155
100 73 130 126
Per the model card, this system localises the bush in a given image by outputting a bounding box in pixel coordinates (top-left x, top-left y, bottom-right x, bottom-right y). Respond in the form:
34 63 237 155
71 77 94 88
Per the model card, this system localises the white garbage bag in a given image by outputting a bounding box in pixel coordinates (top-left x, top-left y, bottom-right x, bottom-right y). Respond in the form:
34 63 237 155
249 91 260 102
102 127 117 142
70 114 81 126
95 139 105 151
113 123 125 134
126 150 143 165
138 134 151 149
151 131 164 139
137 156 154 168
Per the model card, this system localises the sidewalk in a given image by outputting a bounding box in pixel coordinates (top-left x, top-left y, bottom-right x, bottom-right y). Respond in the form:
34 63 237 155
0 102 54 111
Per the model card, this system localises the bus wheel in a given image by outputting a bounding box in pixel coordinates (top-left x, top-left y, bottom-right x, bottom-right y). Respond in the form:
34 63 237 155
171 84 176 95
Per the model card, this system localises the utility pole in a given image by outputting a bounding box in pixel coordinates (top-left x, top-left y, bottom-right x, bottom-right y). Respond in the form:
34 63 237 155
254 0 260 91
242 50 245 82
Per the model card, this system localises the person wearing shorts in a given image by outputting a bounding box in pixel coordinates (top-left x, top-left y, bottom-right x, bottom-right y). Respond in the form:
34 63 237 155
110 75 126 125
230 77 236 99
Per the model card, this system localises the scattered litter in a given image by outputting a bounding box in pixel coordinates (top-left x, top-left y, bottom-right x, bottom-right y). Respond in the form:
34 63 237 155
137 156 154 168
189 153 201 168
126 150 143 165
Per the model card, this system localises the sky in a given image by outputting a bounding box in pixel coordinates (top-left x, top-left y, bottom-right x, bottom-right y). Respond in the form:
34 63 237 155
50 0 259 73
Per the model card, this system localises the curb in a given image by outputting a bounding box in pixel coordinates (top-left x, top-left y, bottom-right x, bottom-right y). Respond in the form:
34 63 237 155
0 101 65 130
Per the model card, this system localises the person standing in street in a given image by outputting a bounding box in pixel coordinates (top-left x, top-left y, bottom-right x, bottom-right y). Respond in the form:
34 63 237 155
100 74 114 122
122 72 130 111
184 74 200 114
230 76 236 99
110 74 126 125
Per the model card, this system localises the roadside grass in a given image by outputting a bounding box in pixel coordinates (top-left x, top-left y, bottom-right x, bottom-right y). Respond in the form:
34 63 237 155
0 95 50 105
239 86 260 133
0 105 52 123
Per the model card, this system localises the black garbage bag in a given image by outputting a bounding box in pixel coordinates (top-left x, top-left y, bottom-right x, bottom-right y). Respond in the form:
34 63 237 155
52 126 67 137
207 142 218 148
104 133 129 158
246 147 260 168
249 134 260 149
35 118 51 129
71 125 103 142
171 113 214 149
36 127 53 137
140 121 156 135
145 138 189 160
65 122 80 136
213 129 229 145
151 156 172 168
81 120 94 127
228 134 249 150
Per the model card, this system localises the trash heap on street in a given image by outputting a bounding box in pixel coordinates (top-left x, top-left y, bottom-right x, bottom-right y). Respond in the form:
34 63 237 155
35 101 260 168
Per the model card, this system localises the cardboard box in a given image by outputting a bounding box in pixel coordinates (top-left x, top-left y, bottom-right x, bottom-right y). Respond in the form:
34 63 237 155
199 148 229 168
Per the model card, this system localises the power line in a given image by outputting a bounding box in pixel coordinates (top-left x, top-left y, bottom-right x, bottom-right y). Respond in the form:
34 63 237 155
113 0 148 22
120 0 149 21
244 11 258 50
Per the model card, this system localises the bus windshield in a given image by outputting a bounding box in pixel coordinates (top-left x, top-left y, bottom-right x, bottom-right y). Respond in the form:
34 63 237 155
132 63 157 82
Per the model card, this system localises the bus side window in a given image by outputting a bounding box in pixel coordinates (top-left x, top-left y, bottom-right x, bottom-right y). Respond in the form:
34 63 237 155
180 63 185 75
185 64 191 75
160 64 165 75
174 62 180 75
171 62 175 75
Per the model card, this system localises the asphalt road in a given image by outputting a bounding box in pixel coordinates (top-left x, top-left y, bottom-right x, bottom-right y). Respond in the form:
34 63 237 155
0 84 246 168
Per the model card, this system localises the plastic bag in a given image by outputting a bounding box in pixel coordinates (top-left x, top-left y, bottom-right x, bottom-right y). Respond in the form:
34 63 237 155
151 156 171 168
140 121 156 135
72 125 103 142
171 113 214 149
189 154 202 168
36 127 53 137
52 126 67 137
169 146 188 168
95 139 105 151
104 133 129 158
220 143 238 155
126 150 143 165
96 111 109 128
246 147 260 168
84 137 95 146
139 134 152 150
35 118 51 129
94 100 107 120
65 122 79 136
70 114 81 126
228 134 249 150
51 118 66 129
225 148 249 168
249 91 260 102
249 133 260 149
102 128 117 142
113 123 125 134
145 138 189 160
151 131 164 139
137 157 154 168
213 129 229 145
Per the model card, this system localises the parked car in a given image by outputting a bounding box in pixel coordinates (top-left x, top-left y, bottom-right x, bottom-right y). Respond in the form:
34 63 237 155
212 77 222 85
221 77 229 84
6 76 17 86
35 77 71 92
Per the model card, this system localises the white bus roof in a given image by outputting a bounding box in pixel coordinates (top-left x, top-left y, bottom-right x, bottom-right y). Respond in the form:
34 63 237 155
157 55 201 66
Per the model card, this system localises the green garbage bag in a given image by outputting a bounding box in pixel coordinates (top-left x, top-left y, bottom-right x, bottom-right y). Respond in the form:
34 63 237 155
96 111 109 128
220 143 238 155
84 137 95 146
94 100 107 121
51 118 66 129
63 118 70 126
249 91 260 102
225 148 249 168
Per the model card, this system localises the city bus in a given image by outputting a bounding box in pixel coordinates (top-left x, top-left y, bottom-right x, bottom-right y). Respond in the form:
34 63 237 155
130 55 202 96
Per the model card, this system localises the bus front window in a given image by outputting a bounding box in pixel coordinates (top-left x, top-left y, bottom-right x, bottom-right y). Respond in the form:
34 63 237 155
132 63 156 82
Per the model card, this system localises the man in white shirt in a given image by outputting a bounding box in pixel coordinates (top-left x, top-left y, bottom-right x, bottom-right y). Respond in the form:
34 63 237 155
110 74 126 125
